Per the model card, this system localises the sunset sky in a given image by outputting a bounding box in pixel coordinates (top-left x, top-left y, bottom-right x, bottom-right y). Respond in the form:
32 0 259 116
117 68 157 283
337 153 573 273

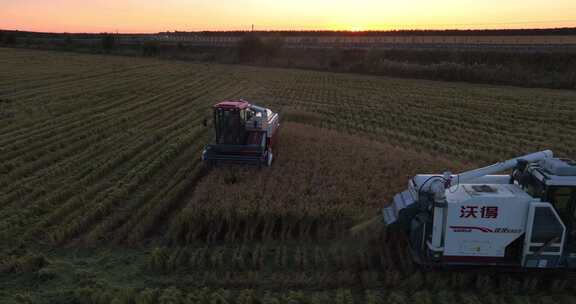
2 0 576 33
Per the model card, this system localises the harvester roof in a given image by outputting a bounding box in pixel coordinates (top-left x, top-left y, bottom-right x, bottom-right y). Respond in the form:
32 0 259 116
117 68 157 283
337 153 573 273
214 100 250 110
446 183 532 204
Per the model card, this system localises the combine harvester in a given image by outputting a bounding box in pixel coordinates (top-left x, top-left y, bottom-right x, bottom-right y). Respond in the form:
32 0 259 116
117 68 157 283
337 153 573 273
379 150 576 270
202 100 280 167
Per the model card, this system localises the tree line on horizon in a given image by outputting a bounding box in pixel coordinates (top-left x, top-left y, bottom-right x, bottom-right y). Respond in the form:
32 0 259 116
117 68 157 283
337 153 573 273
1 31 574 90
1 27 576 38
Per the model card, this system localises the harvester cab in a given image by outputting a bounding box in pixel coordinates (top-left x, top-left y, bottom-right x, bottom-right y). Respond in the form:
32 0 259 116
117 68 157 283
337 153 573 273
202 100 280 166
381 150 576 270
517 159 576 247
519 159 576 213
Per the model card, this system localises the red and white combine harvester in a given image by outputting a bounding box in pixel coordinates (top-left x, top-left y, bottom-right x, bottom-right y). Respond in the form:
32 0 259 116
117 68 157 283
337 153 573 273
382 150 576 270
202 100 280 166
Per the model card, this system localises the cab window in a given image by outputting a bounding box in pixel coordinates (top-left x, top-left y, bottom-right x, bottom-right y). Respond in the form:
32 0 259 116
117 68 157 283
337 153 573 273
547 187 576 219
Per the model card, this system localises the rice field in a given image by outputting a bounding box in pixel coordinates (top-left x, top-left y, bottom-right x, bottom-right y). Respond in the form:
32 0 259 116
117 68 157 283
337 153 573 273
1 47 576 303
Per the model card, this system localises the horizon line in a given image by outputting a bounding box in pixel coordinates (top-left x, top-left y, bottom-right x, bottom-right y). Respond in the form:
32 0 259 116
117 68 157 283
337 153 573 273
3 26 576 35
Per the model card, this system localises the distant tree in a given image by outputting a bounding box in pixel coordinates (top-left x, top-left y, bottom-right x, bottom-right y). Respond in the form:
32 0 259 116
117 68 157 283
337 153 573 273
263 37 284 59
237 35 265 62
24 37 34 47
63 36 76 50
3 33 17 45
142 40 160 56
101 34 116 52
237 35 285 63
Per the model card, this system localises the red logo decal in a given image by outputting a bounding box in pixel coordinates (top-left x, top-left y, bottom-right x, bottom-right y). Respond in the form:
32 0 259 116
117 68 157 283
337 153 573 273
460 206 498 219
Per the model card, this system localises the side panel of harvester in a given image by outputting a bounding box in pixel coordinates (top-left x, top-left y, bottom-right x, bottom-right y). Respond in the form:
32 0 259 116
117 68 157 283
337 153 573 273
245 105 280 165
266 112 280 152
443 184 531 261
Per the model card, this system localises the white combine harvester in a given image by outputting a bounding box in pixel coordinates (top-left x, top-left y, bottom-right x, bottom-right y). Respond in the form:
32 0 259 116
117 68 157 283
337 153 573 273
383 150 576 269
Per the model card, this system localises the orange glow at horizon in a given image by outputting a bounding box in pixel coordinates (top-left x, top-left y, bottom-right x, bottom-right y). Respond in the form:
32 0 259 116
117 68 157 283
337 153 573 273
1 0 576 33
